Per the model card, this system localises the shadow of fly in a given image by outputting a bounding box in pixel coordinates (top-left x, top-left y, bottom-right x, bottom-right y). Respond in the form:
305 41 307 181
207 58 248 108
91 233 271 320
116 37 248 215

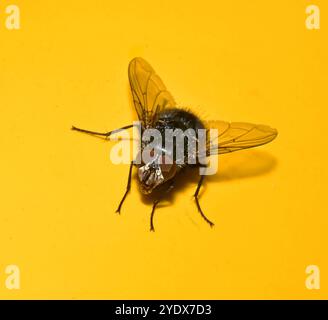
72 57 278 231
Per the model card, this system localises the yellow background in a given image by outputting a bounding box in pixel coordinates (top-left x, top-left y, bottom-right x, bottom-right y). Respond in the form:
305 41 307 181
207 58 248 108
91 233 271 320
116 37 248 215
0 0 327 299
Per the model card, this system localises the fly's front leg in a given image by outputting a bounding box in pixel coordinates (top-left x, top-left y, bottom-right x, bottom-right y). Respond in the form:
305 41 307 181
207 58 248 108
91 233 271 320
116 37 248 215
71 124 134 140
116 161 134 214
194 175 214 227
150 182 175 232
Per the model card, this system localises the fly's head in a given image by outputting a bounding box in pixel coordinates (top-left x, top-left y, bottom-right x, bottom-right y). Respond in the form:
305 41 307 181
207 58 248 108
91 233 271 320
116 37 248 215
137 153 177 194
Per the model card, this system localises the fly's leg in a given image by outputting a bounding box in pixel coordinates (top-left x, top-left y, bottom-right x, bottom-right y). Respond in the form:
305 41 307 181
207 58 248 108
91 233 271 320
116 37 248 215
116 161 134 214
72 124 134 139
194 175 214 227
150 182 174 232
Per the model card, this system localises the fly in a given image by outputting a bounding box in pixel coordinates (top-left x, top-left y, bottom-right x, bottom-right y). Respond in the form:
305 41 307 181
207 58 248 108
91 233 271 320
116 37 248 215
72 57 278 231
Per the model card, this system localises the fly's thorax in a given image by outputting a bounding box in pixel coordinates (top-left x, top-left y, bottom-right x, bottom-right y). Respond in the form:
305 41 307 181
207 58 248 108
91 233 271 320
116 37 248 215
139 124 206 167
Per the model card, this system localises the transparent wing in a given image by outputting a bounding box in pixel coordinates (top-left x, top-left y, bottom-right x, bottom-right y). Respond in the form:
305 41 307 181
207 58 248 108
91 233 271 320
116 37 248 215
128 57 176 127
204 120 278 155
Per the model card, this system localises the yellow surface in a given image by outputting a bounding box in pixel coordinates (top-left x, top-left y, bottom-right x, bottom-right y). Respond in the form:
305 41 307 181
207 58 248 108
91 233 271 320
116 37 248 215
0 0 327 299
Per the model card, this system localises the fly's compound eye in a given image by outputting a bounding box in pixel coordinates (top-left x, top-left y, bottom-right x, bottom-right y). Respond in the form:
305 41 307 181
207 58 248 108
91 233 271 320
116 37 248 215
159 155 177 181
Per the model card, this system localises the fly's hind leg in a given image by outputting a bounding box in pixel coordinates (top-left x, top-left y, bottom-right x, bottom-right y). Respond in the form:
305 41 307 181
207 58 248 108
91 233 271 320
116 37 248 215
116 161 134 214
150 182 174 232
194 175 214 227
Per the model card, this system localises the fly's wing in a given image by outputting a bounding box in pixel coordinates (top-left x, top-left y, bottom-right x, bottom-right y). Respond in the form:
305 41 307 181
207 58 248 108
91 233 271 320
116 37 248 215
204 120 278 156
128 57 176 127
